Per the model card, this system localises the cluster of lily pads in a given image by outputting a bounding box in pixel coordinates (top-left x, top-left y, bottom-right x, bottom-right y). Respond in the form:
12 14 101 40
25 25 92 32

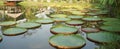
48 8 120 48
0 21 41 36
0 7 120 49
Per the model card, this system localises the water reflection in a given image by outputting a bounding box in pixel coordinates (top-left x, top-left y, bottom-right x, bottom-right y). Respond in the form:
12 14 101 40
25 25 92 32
0 24 98 49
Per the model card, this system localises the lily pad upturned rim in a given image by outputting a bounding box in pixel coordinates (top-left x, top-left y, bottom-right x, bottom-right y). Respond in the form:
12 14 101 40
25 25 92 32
103 21 120 26
70 11 85 15
3 28 27 36
16 22 41 29
66 20 84 26
86 13 98 16
0 21 16 26
49 34 86 49
50 25 78 34
0 35 2 41
36 18 54 24
68 15 83 19
102 18 120 22
81 28 100 33
82 17 102 22
87 32 120 43
53 18 71 22
50 14 67 18
100 25 120 32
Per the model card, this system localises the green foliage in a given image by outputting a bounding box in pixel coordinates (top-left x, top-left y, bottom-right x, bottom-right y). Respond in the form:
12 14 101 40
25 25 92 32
0 1 4 6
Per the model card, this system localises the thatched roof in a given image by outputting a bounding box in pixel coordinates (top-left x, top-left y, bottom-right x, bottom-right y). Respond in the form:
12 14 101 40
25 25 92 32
6 0 23 1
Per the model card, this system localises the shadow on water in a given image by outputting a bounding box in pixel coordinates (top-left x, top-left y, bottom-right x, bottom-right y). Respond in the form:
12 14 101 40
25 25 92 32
0 24 98 49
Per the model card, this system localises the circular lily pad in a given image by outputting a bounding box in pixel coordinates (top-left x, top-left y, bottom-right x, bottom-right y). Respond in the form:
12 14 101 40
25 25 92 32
60 9 78 12
96 10 108 15
66 20 84 26
70 11 85 15
68 15 83 19
100 25 120 32
53 18 71 22
87 13 98 16
0 35 2 41
0 21 16 26
50 14 67 18
16 22 41 29
36 18 54 24
81 28 100 33
103 21 120 26
50 25 78 34
3 28 27 36
82 17 101 22
49 34 86 48
87 32 120 43
102 18 120 22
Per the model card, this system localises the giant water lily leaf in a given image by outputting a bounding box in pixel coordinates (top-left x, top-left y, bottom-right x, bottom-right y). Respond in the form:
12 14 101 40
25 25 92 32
3 28 27 36
50 14 67 18
68 15 83 19
16 22 41 29
0 21 16 26
70 11 85 15
60 8 78 11
81 28 100 33
36 18 54 24
96 10 108 15
50 25 78 34
100 25 120 32
49 34 86 48
103 21 120 26
82 17 101 21
102 18 120 22
0 35 2 41
66 20 84 26
87 13 98 16
87 32 120 43
53 18 71 22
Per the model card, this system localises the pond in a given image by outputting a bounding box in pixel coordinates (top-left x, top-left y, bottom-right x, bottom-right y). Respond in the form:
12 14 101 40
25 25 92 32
0 24 97 49
0 24 98 49
0 5 120 49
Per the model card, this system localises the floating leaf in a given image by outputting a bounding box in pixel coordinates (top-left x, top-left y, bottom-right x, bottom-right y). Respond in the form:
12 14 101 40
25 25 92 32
81 28 100 33
53 18 71 22
87 13 98 16
3 28 27 36
87 32 120 43
68 15 83 19
66 20 84 26
102 18 120 22
82 17 101 21
49 34 86 48
0 35 2 41
100 25 120 32
103 21 120 26
50 14 67 18
16 22 41 29
36 18 54 24
50 25 78 34
70 11 85 15
0 21 16 26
